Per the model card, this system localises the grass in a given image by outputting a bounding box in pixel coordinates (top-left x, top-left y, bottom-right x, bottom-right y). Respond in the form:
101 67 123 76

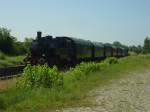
0 52 24 68
0 55 150 112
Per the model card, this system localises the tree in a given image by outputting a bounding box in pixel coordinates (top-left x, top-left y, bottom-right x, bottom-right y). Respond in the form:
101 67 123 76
143 37 150 53
0 27 14 54
0 27 32 55
13 41 26 55
113 41 129 50
113 41 122 47
137 45 143 54
24 37 33 53
129 45 143 54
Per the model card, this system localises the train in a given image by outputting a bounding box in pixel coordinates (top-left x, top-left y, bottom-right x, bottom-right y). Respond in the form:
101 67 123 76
25 32 128 67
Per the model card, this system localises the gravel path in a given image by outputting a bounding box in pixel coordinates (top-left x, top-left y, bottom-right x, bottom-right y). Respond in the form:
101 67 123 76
57 69 150 112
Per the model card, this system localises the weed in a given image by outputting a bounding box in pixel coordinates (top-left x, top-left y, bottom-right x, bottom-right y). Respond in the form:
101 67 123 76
17 64 63 89
1 56 150 111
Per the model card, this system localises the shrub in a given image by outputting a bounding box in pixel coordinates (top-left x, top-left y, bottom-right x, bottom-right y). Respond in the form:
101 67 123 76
65 62 101 81
18 64 63 89
18 58 118 90
64 59 113 81
105 57 118 64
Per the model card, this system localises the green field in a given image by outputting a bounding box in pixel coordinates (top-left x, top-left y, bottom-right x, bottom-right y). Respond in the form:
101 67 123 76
0 55 150 112
0 52 24 68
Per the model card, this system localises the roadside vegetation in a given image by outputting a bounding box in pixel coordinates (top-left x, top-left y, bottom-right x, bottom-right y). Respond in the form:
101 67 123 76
0 55 150 112
1 27 150 111
0 27 32 67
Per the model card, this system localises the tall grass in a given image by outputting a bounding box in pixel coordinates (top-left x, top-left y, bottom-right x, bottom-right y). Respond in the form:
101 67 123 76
18 64 63 89
0 54 24 68
17 57 117 89
0 56 150 112
0 51 6 60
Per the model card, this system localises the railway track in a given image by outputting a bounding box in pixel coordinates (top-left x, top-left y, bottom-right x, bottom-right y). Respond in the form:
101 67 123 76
0 65 25 80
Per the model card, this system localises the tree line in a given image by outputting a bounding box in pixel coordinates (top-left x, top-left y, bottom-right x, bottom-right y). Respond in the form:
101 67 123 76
0 27 150 55
113 37 150 54
0 27 33 55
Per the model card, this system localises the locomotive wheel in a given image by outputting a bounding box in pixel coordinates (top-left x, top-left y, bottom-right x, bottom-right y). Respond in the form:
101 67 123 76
38 57 46 65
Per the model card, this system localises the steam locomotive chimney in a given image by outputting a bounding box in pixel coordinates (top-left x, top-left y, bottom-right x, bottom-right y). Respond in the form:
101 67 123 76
37 31 42 39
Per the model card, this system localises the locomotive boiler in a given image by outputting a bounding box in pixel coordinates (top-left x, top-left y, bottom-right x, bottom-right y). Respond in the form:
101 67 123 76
25 32 128 67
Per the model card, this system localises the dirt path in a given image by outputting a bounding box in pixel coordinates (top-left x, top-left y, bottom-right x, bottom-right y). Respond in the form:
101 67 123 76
57 69 150 112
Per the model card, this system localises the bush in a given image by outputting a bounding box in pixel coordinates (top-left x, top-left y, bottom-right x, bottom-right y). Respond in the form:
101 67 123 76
65 62 102 81
18 58 118 90
18 64 63 89
63 57 117 82
105 57 118 64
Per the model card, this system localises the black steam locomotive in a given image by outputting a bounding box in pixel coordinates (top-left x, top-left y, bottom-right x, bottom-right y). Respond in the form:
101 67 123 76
25 32 128 67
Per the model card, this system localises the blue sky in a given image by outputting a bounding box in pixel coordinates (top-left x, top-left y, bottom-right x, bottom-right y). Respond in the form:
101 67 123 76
0 0 150 45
